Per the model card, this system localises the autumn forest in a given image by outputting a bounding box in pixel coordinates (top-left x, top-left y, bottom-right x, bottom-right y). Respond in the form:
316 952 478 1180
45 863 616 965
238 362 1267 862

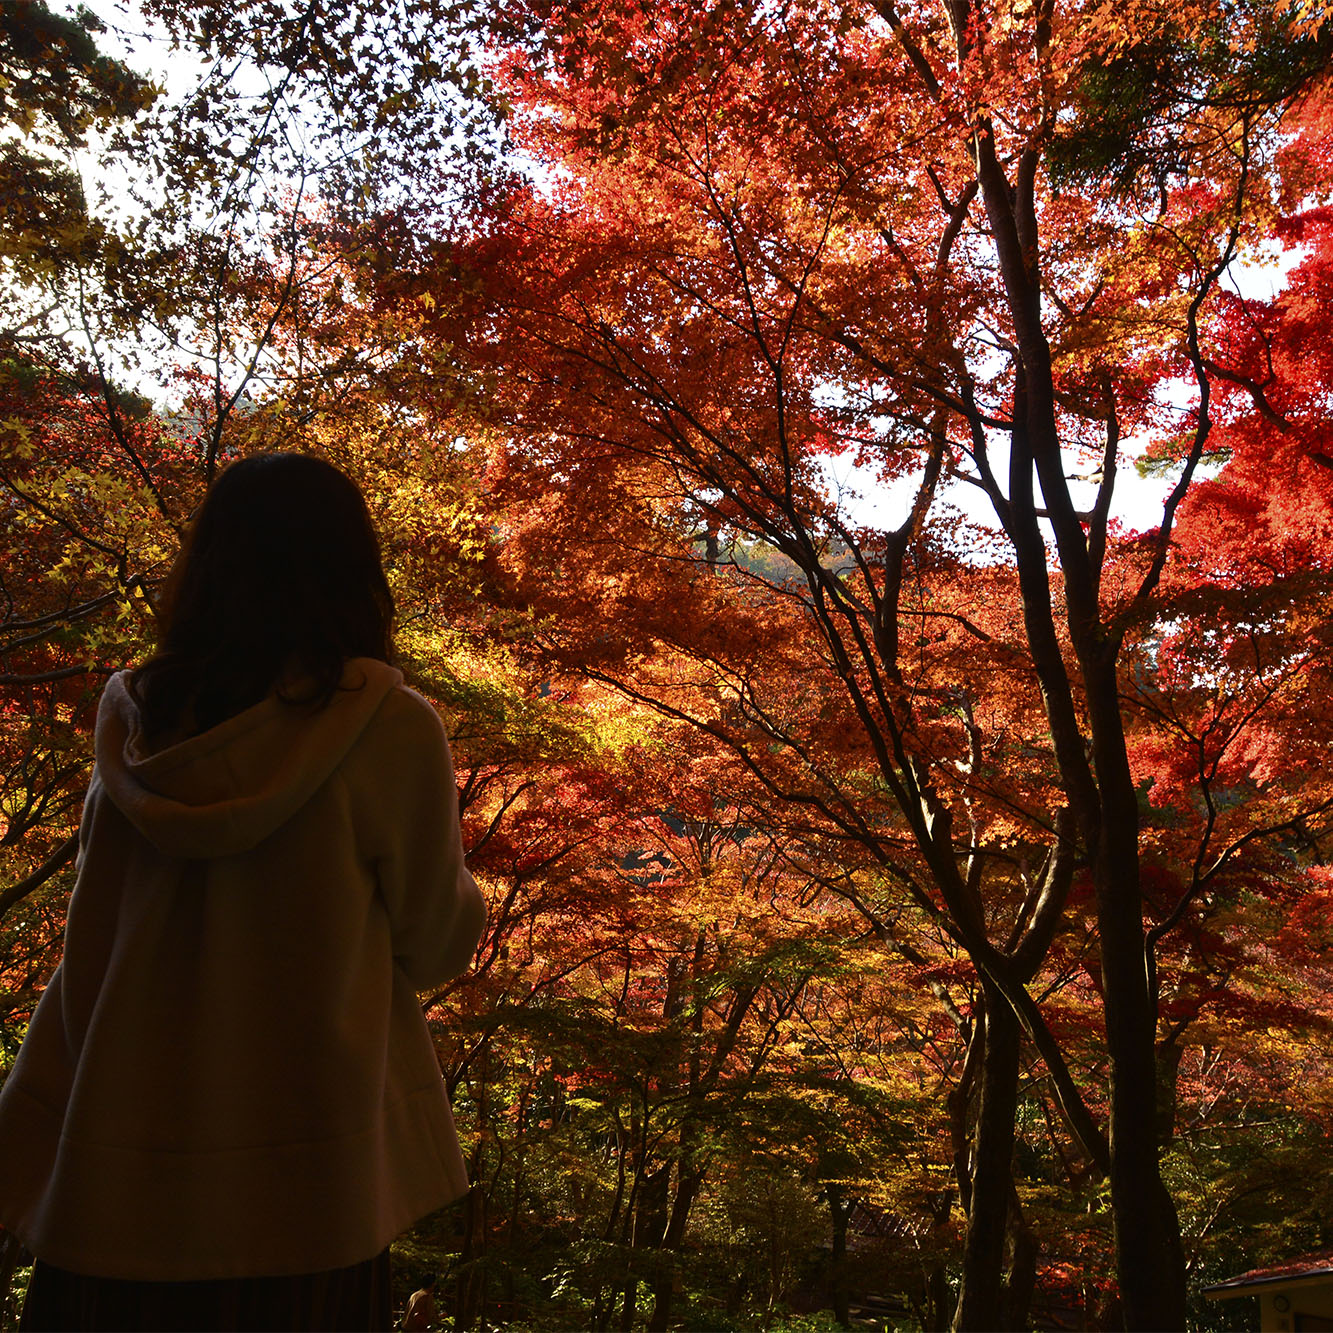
2 0 1332 1327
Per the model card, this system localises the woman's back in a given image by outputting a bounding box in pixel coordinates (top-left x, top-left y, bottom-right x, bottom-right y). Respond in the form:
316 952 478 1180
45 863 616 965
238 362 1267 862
0 658 485 1281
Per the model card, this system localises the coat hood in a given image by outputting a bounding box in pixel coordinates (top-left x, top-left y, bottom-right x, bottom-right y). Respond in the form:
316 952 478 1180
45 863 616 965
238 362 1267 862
94 658 403 859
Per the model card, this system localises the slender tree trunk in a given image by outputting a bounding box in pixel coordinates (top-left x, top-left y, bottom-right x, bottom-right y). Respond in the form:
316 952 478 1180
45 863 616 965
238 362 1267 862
1156 1039 1183 1147
631 1164 670 1332
924 1263 952 1333
953 979 1022 1331
648 1167 704 1332
826 1183 853 1328
922 1185 958 1333
1001 1190 1037 1332
970 120 1188 1326
618 1277 637 1333
1087 666 1187 1330
646 1266 674 1333
1095 850 1188 1328
454 1179 483 1333
643 1196 674 1333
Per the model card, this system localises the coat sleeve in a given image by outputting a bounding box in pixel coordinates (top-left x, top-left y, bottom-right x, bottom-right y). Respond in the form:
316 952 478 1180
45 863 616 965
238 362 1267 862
74 765 103 872
357 687 488 992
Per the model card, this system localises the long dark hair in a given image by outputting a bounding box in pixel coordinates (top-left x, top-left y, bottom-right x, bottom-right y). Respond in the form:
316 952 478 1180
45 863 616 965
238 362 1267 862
132 453 395 740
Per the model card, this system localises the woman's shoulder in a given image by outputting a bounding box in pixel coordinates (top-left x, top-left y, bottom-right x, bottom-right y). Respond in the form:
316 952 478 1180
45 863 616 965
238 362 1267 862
350 675 454 769
339 679 462 827
375 681 449 731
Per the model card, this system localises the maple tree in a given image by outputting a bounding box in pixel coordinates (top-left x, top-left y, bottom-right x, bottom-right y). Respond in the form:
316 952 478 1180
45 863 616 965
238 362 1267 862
390 0 1333 1324
4 1 1333 1329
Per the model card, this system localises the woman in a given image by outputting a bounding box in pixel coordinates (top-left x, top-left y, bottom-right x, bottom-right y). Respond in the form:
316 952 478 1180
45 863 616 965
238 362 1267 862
0 453 487 1330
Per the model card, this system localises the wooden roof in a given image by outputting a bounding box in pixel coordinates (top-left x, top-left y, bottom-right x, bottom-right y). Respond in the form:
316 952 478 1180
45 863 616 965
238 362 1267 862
1205 1249 1333 1298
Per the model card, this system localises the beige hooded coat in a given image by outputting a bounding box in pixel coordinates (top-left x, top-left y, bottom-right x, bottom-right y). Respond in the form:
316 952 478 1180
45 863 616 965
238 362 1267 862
0 659 486 1280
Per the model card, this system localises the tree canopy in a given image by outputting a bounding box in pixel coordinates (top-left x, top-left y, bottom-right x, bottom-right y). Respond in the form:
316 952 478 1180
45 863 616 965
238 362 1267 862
1 0 1331 1329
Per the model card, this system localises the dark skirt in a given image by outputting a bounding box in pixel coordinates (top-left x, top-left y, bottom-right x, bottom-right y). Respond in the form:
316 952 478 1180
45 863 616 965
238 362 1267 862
18 1248 392 1332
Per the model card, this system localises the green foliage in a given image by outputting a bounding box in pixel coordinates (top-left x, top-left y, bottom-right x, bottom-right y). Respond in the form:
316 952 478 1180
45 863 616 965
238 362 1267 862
0 2 154 292
1049 3 1333 195
0 1 152 141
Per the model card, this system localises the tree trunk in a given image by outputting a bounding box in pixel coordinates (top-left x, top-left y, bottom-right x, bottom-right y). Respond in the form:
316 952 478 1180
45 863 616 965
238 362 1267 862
1001 1190 1037 1332
633 1164 670 1332
953 979 1022 1331
972 119 1188 1327
647 1166 704 1332
646 1263 674 1333
1088 665 1187 1330
1156 1037 1184 1147
826 1183 853 1328
1098 866 1188 1330
618 1277 637 1333
924 1262 953 1333
454 1180 484 1333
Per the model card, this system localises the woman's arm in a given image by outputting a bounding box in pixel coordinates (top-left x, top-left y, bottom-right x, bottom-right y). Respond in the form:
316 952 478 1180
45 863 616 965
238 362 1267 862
357 687 488 991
